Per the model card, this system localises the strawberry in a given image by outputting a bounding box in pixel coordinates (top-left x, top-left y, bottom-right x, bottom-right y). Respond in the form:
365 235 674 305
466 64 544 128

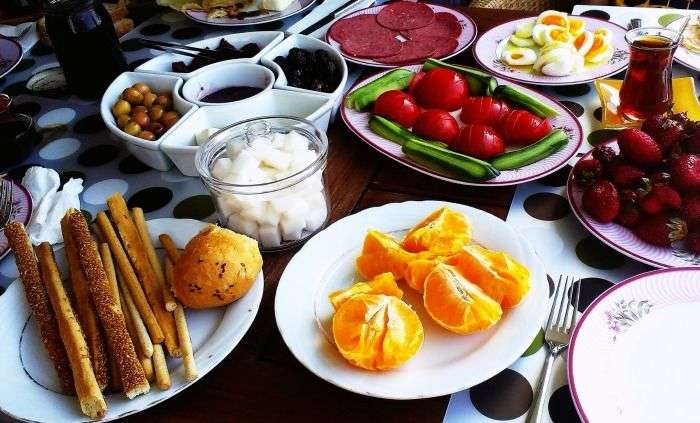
681 195 700 230
639 184 682 215
620 188 638 205
607 160 644 187
615 206 642 228
592 145 617 166
582 180 620 223
617 128 663 168
671 154 700 193
641 115 684 153
687 131 700 154
634 215 687 247
686 231 700 255
573 158 602 187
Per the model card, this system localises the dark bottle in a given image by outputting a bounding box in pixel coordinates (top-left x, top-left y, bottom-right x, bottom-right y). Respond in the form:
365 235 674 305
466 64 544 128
43 0 127 98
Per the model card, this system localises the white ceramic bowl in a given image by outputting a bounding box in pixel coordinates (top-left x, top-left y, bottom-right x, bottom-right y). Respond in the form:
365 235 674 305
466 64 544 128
181 62 274 107
160 89 333 176
100 72 198 171
135 32 285 80
260 34 348 117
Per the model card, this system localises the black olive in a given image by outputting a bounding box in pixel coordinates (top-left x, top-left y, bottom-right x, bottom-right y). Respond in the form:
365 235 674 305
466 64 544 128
240 43 260 57
309 79 325 91
289 76 304 88
325 59 337 75
290 67 305 80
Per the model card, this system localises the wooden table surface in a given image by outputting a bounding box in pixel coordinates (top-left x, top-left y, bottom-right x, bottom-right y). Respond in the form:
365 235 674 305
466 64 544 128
114 6 533 423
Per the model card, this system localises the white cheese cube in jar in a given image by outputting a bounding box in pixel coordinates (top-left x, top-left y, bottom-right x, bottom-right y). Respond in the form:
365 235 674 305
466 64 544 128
280 212 306 241
227 214 259 240
212 157 234 180
258 224 282 248
306 205 328 232
283 131 311 153
230 149 260 175
196 127 220 145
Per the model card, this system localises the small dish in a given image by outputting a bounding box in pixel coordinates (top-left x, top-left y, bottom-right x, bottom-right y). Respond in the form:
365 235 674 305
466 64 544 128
100 72 198 171
135 32 285 80
181 62 274 107
261 34 348 116
160 89 333 176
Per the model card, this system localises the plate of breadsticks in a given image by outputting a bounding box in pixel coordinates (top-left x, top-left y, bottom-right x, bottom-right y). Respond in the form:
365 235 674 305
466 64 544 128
0 192 264 422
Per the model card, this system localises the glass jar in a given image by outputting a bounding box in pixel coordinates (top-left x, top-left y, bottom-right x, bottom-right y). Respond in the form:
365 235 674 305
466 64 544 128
196 116 330 252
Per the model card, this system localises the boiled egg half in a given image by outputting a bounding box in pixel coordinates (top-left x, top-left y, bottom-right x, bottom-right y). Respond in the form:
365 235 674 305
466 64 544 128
502 48 537 66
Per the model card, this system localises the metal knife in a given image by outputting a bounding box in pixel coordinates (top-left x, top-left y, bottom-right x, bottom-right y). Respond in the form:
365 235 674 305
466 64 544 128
299 0 365 35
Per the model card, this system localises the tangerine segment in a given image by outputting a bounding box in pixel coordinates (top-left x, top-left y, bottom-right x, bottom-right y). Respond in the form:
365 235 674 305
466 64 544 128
423 264 502 334
332 294 424 371
329 273 404 311
447 245 530 309
356 230 417 280
401 207 472 254
405 256 450 293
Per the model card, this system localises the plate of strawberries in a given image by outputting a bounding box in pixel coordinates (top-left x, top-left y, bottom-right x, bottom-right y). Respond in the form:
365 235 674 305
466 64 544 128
568 112 700 268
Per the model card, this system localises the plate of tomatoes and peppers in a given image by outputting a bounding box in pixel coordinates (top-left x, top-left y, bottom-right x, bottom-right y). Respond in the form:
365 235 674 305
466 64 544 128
341 58 583 186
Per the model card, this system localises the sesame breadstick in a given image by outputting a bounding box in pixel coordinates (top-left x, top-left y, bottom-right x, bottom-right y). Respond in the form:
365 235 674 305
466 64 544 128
151 344 171 390
165 257 197 381
67 209 149 399
158 234 180 265
97 242 123 392
5 221 74 393
36 243 107 419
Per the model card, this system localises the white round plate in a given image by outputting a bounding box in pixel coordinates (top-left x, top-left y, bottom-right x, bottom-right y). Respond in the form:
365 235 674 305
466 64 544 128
0 218 264 422
341 64 583 187
473 16 629 86
183 0 316 27
0 179 33 261
568 267 700 423
668 17 700 73
325 3 477 68
275 200 548 399
567 141 700 269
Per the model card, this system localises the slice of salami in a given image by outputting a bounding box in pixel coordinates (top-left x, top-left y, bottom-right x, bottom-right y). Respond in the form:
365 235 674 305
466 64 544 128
374 39 436 65
376 2 435 31
329 14 393 43
405 12 462 39
341 34 403 58
411 35 458 58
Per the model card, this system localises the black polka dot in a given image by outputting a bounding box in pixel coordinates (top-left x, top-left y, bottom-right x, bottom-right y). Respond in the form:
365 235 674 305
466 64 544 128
554 84 591 97
6 163 39 182
539 165 572 187
11 58 35 74
3 80 29 96
549 385 581 423
572 277 613 313
172 27 204 40
0 285 4 295
593 107 602 122
75 90 100 102
254 21 285 31
120 38 145 52
127 187 173 212
471 369 532 420
547 274 555 297
78 145 120 167
576 236 628 270
118 155 151 174
587 129 618 146
30 43 54 56
140 23 171 36
73 114 105 134
59 171 86 188
81 209 93 224
10 101 41 117
173 195 215 220
580 10 610 20
523 193 569 221
560 101 584 118
128 58 150 71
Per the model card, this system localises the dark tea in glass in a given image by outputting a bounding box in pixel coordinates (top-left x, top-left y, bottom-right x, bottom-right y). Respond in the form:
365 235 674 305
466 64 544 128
619 28 678 121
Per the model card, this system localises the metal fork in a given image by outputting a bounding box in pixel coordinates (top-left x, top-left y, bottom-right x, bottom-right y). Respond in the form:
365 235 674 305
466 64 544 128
527 276 581 423
0 179 14 230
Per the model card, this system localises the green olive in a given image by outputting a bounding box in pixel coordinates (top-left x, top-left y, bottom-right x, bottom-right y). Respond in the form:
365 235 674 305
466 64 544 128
123 121 141 136
154 94 172 110
143 92 157 107
137 130 155 141
131 105 148 115
148 105 164 122
112 99 131 117
160 110 180 129
122 87 143 105
149 122 165 137
116 114 131 129
132 82 151 95
131 111 150 128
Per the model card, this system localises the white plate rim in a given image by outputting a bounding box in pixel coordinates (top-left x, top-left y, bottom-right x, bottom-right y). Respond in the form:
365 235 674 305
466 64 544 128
182 0 316 27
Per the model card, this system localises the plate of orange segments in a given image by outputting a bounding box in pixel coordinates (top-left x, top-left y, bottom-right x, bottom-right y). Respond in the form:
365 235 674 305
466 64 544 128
274 200 548 399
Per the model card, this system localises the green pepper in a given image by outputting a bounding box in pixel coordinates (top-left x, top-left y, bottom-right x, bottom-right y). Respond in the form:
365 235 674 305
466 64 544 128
344 69 415 111
422 58 498 96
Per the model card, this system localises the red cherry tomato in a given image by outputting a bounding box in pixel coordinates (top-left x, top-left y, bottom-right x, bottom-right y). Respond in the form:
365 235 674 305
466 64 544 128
498 109 552 146
412 109 460 145
452 124 505 159
460 97 511 126
413 68 469 111
373 90 421 128
408 71 426 95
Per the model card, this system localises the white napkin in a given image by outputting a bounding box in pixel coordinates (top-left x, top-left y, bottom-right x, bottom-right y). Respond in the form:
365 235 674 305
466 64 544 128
21 166 83 244
0 21 39 52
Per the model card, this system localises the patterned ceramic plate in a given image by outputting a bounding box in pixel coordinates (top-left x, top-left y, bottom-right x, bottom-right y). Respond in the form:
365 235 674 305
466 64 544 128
0 179 33 261
184 0 316 27
567 141 700 268
325 4 477 68
275 200 548 399
473 16 629 86
341 65 583 187
0 36 23 79
568 267 700 422
668 17 700 73
0 218 264 422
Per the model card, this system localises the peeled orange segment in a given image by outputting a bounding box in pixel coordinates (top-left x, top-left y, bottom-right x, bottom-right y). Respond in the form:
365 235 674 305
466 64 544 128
356 230 417 280
329 273 404 311
405 255 450 293
332 294 424 371
401 207 472 254
447 245 530 309
423 264 502 334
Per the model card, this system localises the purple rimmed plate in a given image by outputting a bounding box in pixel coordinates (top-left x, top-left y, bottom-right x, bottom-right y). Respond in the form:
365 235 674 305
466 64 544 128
473 16 628 86
568 267 700 423
341 64 583 187
0 36 23 79
567 141 699 268
0 179 33 260
184 0 316 27
325 4 477 69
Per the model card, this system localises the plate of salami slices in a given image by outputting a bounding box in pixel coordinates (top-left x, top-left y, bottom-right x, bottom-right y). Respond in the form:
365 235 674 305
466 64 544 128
326 2 477 68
